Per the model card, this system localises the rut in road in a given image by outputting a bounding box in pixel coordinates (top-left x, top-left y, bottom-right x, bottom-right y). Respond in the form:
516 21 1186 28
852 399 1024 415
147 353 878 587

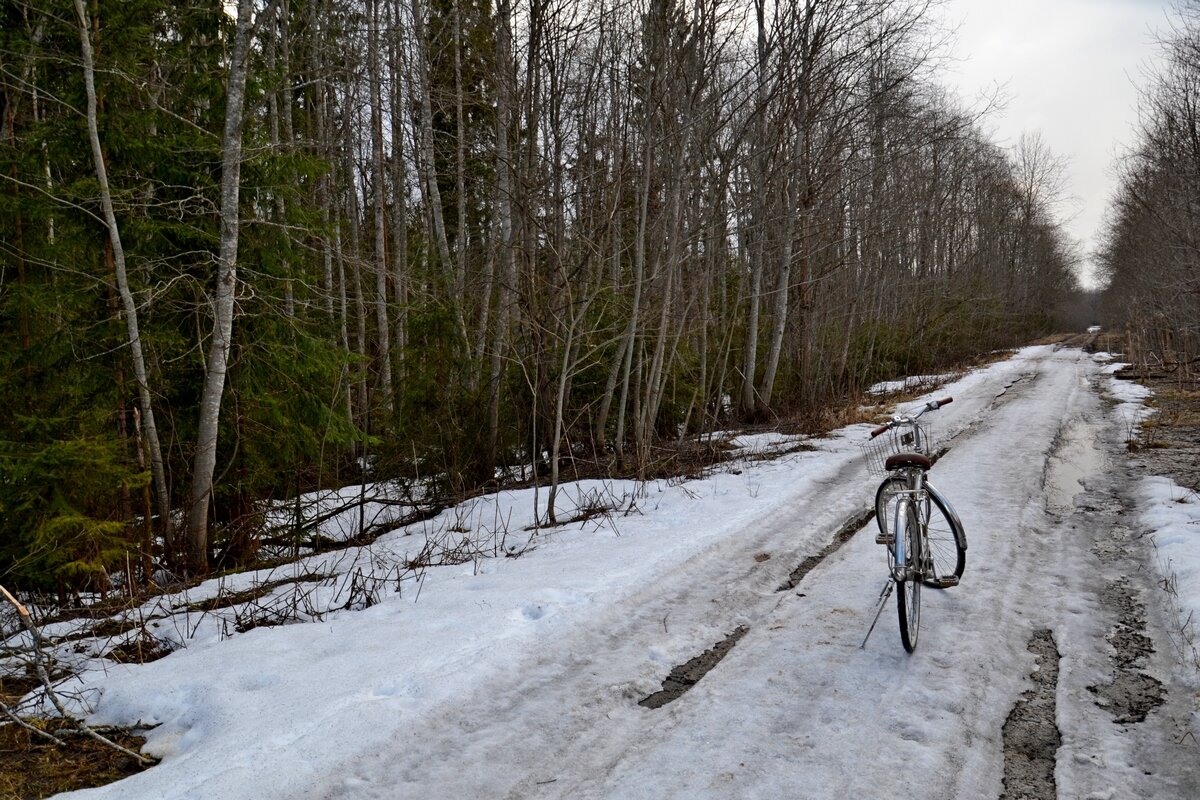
639 505 878 710
638 626 748 708
298 347 1200 800
776 508 875 592
1000 629 1062 800
635 366 1042 711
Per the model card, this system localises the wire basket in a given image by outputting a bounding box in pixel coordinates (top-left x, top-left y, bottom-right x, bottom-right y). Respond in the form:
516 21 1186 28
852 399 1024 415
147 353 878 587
859 421 935 478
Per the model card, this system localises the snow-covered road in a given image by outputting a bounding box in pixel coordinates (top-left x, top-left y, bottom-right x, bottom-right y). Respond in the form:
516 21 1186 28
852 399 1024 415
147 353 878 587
58 346 1200 799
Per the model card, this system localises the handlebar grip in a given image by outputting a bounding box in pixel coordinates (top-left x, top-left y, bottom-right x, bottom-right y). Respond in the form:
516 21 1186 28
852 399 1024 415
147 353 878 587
870 424 890 438
939 396 953 406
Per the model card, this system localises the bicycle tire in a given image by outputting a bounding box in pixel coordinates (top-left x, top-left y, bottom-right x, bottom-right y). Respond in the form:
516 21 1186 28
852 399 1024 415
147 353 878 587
896 502 921 652
876 476 966 587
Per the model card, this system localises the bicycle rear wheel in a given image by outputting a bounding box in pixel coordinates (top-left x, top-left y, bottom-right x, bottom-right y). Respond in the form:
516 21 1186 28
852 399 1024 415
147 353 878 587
877 476 965 587
896 503 921 652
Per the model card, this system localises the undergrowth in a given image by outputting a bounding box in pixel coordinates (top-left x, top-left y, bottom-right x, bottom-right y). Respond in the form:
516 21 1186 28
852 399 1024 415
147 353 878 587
0 343 1011 795
0 722 148 800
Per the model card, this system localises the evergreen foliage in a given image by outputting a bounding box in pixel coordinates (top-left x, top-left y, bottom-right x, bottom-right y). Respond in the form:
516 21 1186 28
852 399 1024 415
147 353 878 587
0 0 1081 586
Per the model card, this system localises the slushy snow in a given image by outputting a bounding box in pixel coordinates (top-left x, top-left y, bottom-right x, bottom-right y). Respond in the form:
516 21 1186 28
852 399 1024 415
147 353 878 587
13 345 1196 799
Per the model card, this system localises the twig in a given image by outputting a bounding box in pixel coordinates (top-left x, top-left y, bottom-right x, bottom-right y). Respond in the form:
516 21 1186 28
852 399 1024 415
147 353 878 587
0 584 27 617
0 582 156 766
0 700 66 746
67 720 156 764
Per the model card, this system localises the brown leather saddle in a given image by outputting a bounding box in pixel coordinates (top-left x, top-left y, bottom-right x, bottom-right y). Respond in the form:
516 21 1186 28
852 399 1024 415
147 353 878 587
885 453 932 471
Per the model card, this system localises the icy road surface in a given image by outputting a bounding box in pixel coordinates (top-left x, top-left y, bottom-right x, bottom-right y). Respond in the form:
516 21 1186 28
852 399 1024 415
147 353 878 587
59 346 1200 799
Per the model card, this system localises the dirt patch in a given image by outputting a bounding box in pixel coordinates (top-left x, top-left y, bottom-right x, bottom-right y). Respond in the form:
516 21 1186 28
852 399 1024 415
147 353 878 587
776 509 875 592
105 632 175 664
1001 629 1062 800
1 674 40 706
0 721 150 799
1128 379 1200 492
1031 333 1076 346
639 627 749 709
1087 578 1167 724
1088 672 1167 726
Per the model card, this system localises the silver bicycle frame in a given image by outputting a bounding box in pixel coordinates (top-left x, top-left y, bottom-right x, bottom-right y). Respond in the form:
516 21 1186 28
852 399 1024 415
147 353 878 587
890 469 926 580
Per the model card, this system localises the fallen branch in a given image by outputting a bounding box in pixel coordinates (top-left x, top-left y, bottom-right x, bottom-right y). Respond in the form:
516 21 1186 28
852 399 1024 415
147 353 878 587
0 582 156 766
0 699 66 746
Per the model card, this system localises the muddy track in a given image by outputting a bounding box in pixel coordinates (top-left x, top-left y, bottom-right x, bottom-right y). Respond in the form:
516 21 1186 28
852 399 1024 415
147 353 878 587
305 346 1200 800
638 627 748 708
1038 391 1200 798
1001 629 1062 800
776 509 875 592
1087 578 1167 724
636 366 1038 719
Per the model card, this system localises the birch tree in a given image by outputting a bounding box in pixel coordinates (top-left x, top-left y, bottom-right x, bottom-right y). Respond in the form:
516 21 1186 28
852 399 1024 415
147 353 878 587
73 0 172 548
186 0 256 571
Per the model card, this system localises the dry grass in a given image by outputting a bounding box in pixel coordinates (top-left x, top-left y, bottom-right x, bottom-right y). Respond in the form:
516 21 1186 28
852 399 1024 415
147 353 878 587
1118 350 1200 491
1028 332 1075 346
1093 332 1125 353
1134 384 1200 451
0 722 149 800
1153 387 1200 426
0 675 152 799
782 400 887 435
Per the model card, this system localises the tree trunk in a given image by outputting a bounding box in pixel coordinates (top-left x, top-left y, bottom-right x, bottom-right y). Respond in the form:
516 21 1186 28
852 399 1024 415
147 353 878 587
75 0 172 555
614 141 650 462
368 0 394 414
389 0 409 391
410 0 463 345
185 0 255 573
487 0 517 470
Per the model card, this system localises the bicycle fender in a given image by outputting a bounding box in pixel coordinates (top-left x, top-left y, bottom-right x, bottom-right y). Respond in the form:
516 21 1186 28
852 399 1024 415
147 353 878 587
926 483 967 550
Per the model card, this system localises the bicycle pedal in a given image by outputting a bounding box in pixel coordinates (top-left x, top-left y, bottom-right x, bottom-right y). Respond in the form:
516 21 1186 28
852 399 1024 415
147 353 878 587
930 576 959 588
875 533 894 545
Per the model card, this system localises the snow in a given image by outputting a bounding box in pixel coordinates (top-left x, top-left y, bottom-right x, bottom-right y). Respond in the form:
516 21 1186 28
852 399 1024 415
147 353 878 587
262 481 421 544
24 345 1199 798
1093 351 1200 675
866 372 958 395
1097 357 1154 438
1139 477 1200 671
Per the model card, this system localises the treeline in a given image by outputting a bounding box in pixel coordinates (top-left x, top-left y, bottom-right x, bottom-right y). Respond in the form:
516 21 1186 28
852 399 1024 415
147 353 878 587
0 0 1076 589
1100 1 1200 369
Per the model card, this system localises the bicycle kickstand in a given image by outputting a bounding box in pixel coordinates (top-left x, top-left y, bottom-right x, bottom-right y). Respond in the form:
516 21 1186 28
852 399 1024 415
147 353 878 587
860 579 894 649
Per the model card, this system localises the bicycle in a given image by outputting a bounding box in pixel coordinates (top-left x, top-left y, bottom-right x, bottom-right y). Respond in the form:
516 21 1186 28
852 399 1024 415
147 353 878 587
860 397 967 652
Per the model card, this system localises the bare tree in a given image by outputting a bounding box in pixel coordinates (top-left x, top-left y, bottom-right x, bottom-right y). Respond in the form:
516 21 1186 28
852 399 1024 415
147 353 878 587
74 0 172 553
369 0 395 413
186 0 256 571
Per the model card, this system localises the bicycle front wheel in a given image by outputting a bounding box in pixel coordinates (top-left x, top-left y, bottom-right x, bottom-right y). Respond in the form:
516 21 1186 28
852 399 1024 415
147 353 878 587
877 476 965 587
896 502 921 652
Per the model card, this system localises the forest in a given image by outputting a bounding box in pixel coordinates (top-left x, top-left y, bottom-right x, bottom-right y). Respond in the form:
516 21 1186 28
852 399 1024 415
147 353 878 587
0 0 1080 591
1099 1 1200 374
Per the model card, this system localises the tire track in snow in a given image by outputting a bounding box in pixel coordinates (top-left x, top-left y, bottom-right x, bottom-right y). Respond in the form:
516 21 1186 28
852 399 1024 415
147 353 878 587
300 348 1080 800
638 626 748 708
1000 629 1062 800
637 505 876 710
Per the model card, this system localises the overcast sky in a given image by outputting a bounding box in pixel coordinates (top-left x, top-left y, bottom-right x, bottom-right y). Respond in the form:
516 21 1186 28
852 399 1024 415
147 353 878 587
937 0 1174 288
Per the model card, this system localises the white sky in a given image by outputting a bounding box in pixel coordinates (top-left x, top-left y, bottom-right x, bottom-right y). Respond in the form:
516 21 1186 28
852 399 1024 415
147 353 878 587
937 0 1174 288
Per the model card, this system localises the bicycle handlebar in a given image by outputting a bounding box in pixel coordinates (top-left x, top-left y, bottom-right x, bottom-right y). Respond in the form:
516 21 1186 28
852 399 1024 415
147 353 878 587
870 396 953 438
